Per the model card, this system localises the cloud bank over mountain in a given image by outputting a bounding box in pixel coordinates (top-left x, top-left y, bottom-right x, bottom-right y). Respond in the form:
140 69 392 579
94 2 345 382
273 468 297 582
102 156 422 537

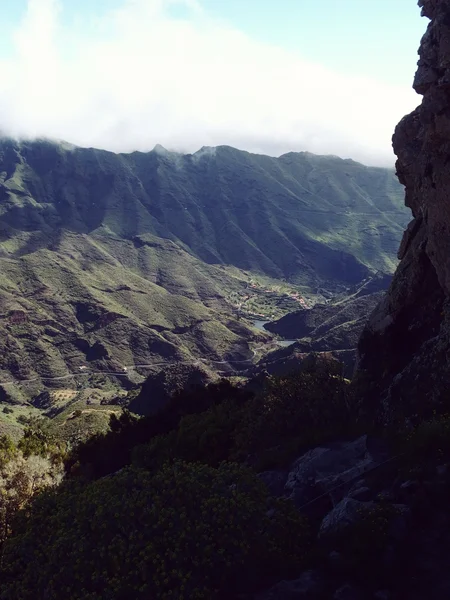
0 0 420 165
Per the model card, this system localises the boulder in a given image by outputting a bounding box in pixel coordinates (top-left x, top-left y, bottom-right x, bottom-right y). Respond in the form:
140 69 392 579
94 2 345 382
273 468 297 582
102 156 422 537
319 497 374 538
285 436 379 510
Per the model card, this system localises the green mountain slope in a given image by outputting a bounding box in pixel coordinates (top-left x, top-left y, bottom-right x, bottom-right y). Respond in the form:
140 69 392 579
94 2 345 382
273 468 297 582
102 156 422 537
1 140 407 282
0 231 253 398
0 138 408 397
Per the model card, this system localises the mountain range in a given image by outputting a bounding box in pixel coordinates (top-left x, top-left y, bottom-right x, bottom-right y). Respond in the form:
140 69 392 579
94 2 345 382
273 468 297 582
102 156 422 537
0 138 409 403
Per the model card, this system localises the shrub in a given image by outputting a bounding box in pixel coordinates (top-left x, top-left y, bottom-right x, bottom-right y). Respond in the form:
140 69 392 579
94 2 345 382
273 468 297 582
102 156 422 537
2 407 13 415
0 436 17 469
18 424 66 465
66 381 252 480
132 399 246 470
133 360 357 473
0 431 65 549
0 453 63 547
0 462 310 599
232 360 357 469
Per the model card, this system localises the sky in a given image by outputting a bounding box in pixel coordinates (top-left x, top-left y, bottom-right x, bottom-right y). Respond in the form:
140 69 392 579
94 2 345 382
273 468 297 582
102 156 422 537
0 0 428 165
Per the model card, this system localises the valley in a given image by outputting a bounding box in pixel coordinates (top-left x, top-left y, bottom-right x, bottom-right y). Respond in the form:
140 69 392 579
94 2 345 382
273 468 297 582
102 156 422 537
4 2 450 598
0 137 409 435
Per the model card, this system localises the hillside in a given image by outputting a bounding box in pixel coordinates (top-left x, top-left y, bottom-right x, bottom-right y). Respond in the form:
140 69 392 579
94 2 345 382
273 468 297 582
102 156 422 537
265 273 391 348
0 139 408 402
0 140 407 282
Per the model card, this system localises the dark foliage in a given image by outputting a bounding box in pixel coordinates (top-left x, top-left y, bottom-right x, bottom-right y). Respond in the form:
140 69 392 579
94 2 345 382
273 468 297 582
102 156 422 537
0 462 310 600
65 380 253 480
132 359 357 473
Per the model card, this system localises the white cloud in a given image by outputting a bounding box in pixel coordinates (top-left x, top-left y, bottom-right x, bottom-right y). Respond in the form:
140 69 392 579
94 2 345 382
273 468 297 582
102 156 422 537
0 0 420 166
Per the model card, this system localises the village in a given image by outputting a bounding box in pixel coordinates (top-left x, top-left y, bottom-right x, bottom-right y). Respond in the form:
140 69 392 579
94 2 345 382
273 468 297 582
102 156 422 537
228 278 311 321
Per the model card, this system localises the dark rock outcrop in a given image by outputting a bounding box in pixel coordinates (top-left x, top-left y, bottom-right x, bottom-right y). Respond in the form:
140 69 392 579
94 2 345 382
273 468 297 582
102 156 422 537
256 435 388 525
356 0 450 423
284 436 380 509
31 391 52 409
319 497 375 538
86 341 109 362
258 470 288 497
128 363 212 416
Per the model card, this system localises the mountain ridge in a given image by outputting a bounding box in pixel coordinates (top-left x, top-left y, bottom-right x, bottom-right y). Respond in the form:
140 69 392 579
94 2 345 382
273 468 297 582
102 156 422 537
0 137 408 402
1 138 407 279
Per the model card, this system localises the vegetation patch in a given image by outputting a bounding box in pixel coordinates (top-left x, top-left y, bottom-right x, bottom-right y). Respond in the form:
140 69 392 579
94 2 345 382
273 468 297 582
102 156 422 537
0 461 310 600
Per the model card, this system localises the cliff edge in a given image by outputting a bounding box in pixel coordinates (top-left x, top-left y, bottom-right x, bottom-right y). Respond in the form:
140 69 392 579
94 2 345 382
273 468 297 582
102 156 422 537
357 0 450 423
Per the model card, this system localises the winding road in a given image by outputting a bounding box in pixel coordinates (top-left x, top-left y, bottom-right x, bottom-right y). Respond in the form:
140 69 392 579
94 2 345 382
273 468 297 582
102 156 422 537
0 346 266 388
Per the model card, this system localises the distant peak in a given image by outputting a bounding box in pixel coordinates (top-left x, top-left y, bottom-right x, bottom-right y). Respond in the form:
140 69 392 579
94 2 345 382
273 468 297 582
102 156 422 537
152 144 170 154
197 145 214 153
192 146 218 160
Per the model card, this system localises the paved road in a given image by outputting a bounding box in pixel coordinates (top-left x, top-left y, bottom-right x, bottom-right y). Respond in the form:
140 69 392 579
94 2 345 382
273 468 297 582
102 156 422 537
0 347 264 388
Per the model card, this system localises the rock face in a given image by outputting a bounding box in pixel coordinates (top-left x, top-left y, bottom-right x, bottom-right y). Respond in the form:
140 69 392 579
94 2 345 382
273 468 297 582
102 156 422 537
257 435 387 524
357 0 450 423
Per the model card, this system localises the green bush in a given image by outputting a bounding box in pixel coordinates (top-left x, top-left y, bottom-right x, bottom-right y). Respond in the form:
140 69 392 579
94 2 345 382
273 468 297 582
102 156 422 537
133 360 356 473
232 360 357 469
0 435 17 468
132 399 245 470
0 461 311 599
18 424 66 464
66 381 251 480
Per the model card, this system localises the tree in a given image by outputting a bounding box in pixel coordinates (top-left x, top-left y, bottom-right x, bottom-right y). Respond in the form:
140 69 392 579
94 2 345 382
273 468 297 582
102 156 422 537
0 453 63 549
0 436 17 469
